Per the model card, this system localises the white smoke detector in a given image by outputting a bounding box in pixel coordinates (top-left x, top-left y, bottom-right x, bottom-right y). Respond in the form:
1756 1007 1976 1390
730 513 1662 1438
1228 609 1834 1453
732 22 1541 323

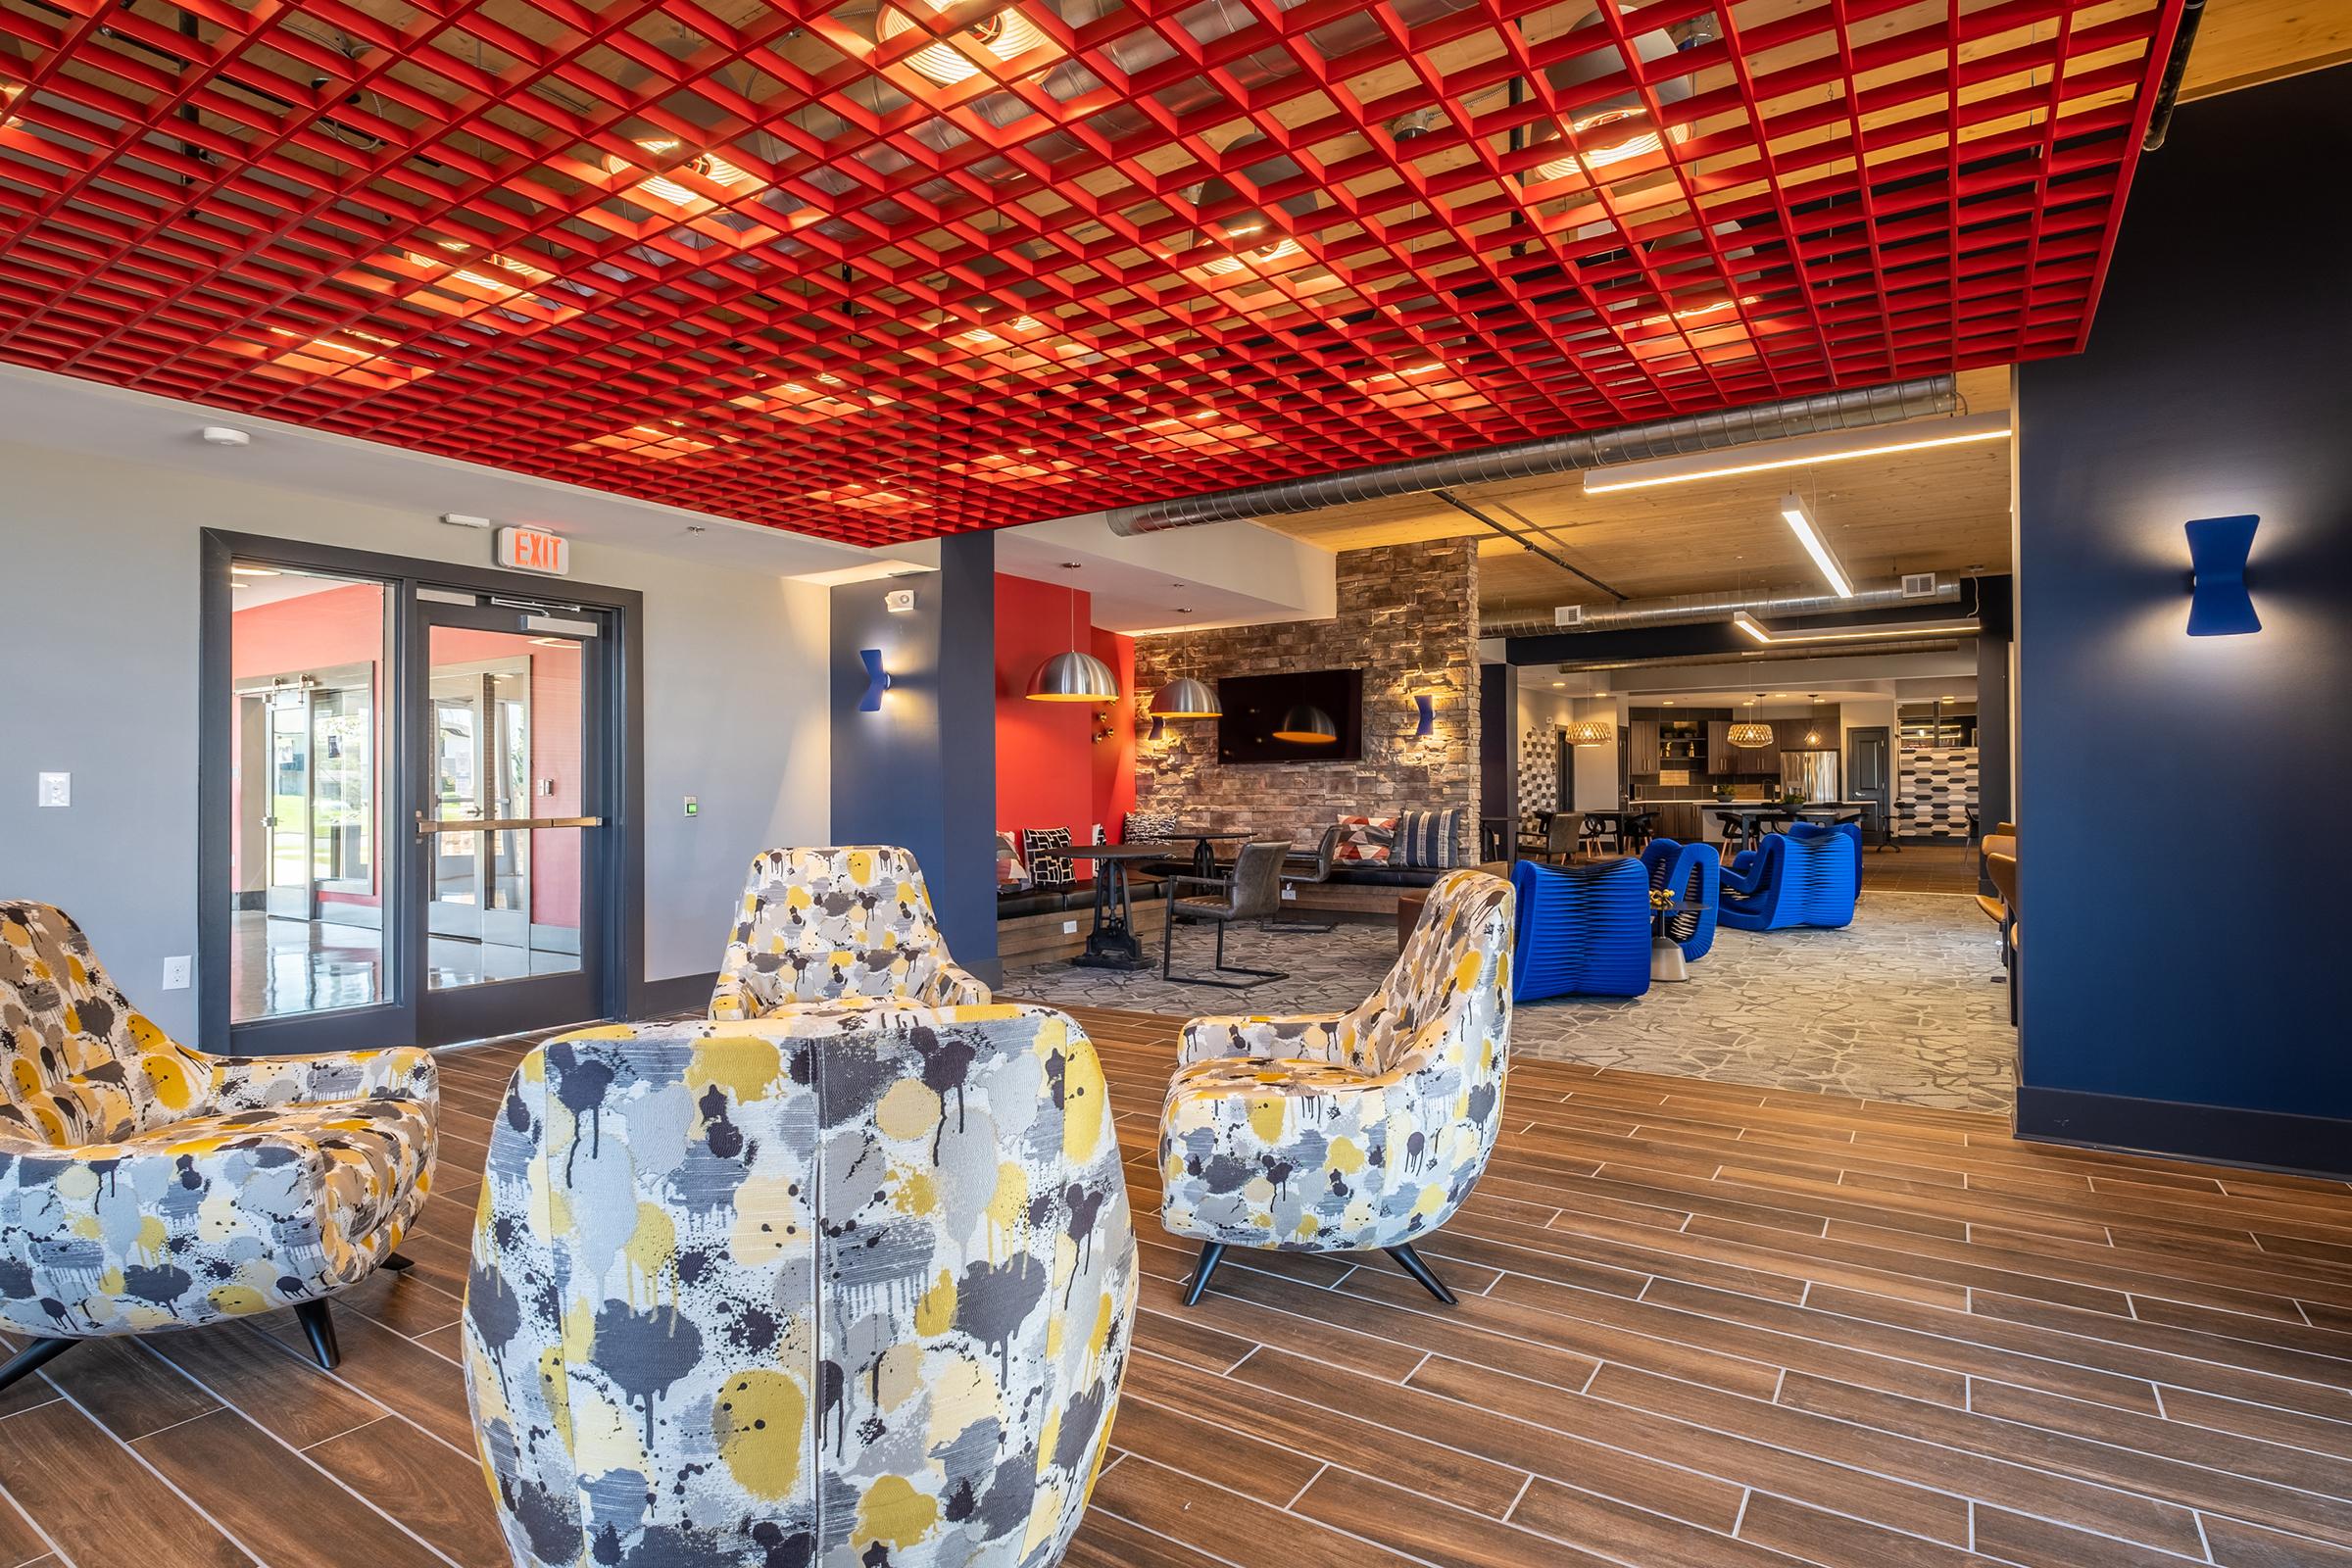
440 513 493 529
199 425 251 447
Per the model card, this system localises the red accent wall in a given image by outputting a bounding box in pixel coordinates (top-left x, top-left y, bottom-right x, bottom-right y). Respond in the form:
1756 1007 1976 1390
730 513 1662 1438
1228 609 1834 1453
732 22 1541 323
994 574 1136 859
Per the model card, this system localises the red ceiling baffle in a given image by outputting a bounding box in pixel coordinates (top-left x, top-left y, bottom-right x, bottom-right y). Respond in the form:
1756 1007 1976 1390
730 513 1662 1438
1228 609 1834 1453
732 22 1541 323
0 0 2183 545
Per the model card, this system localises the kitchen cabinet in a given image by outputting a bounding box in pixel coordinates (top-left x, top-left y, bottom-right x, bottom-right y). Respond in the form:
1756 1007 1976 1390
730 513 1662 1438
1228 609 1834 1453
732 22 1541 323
1627 718 1661 770
1706 721 1731 773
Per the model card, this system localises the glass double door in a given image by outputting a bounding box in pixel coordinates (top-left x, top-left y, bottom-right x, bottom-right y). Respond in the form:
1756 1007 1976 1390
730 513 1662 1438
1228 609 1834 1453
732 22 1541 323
225 564 614 1050
412 602 606 1041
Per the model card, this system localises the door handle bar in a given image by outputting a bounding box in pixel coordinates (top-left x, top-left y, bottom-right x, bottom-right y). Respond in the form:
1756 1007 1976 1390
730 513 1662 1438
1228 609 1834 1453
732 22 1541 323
415 812 604 835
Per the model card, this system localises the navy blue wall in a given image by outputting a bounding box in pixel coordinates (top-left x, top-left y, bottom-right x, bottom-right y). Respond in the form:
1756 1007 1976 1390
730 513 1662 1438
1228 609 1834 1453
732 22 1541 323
831 532 1002 984
2015 66 2352 1170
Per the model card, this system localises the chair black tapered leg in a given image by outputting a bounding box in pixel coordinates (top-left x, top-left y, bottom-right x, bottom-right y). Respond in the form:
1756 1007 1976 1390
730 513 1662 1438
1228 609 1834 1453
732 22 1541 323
0 1335 76 1395
1184 1242 1227 1307
379 1250 416 1272
1386 1245 1458 1305
293 1299 341 1370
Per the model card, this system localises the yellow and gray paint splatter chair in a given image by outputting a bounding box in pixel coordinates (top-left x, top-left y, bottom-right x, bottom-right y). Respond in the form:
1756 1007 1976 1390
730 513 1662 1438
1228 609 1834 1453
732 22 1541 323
1159 868 1514 1307
0 902 437 1390
464 1004 1136 1568
709 846 993 1019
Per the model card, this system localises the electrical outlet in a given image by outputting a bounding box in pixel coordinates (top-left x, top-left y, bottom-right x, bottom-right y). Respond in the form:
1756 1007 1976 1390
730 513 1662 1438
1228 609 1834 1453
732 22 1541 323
683 795 699 817
1061 920 1078 935
161 956 192 990
1281 885 1298 900
37 771 70 808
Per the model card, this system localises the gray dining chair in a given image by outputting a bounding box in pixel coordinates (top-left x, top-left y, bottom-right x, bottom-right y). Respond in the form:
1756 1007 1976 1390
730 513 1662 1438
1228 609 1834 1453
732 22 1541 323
1270 823 1343 933
1162 840 1292 987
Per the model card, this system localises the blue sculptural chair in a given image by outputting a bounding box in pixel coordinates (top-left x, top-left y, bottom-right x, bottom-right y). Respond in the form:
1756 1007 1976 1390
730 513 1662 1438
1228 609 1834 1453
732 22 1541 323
1508 857 1651 1002
1640 837 1721 962
1721 821 1861 931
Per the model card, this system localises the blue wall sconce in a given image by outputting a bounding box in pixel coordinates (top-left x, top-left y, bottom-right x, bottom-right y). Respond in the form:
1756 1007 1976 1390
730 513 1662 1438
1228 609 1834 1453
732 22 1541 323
2185 514 2259 635
858 648 893 710
1413 694 1436 741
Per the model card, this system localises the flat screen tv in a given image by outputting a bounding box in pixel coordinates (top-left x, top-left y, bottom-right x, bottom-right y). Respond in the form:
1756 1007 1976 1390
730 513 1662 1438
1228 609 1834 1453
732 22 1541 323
1216 668 1364 763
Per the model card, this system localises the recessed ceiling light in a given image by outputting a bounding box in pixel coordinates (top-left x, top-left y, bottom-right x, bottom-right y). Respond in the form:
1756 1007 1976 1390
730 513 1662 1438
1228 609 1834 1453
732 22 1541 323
1059 561 1083 569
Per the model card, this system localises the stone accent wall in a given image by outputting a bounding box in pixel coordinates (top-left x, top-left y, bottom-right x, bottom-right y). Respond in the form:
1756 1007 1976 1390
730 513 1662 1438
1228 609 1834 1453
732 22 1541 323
1132 539 1479 850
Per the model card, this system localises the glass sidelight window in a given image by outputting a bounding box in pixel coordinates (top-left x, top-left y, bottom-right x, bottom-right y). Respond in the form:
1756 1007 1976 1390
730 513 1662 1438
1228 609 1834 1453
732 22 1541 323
227 565 389 1022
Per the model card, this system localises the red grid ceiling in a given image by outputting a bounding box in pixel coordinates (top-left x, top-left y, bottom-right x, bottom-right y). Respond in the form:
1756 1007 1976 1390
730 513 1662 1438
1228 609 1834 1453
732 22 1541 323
0 0 2181 546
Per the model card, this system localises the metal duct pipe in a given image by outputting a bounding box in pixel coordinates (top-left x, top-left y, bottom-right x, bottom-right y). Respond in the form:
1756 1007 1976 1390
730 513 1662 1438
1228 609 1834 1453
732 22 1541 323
1105 376 1960 534
1539 640 1971 674
1480 574 1963 638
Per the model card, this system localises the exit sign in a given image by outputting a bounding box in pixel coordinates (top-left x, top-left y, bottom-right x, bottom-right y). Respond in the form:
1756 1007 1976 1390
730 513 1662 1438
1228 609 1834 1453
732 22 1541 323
496 525 570 576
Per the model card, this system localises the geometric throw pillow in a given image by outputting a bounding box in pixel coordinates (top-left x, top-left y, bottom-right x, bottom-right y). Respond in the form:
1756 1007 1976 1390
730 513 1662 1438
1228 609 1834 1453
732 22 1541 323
1020 826 1074 886
1396 807 1464 869
1333 815 1396 863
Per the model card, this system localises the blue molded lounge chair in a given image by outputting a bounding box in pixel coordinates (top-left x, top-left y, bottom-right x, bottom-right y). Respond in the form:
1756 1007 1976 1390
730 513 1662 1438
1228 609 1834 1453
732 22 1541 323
1720 821 1861 931
1640 837 1721 962
1507 857 1650 1002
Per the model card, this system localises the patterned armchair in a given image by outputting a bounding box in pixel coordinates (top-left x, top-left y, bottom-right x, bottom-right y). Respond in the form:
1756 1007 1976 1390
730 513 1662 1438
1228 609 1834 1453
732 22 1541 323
0 902 436 1390
1159 868 1514 1307
465 1004 1136 1568
709 845 991 1019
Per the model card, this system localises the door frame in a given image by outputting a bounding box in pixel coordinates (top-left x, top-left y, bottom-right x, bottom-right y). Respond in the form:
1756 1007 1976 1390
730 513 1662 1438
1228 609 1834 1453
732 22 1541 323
198 529 648 1054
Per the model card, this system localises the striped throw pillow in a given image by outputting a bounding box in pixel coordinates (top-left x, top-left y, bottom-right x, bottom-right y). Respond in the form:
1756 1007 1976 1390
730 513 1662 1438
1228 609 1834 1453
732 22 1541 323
1396 808 1465 869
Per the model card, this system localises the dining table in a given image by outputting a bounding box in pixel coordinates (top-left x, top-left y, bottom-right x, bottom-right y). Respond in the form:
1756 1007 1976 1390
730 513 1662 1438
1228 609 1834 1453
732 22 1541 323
1062 842 1177 970
1157 825 1254 877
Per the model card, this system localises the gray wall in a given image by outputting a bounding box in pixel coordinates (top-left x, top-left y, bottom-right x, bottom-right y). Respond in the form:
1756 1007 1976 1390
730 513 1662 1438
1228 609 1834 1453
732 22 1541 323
0 440 830 1038
831 532 1000 983
2014 67 2352 1170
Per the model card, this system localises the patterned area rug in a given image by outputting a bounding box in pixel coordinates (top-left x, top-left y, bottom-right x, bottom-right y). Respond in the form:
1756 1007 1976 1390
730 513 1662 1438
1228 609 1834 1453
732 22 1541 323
1005 891 2015 1113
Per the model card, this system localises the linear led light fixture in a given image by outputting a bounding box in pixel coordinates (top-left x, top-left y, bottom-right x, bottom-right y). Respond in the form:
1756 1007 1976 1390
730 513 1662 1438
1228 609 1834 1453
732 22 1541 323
1582 412 2012 495
1778 493 1853 598
1732 610 1981 645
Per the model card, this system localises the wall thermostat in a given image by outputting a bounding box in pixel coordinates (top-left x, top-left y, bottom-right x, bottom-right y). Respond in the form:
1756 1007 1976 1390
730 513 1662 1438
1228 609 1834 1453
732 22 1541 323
884 588 917 614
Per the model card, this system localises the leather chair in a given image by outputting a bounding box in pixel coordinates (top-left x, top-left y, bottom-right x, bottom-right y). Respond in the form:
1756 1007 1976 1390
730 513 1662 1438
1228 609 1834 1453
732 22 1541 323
1161 839 1291 987
0 902 436 1391
710 845 990 1018
1271 822 1344 933
1161 868 1514 1307
465 1004 1136 1568
1986 847 2021 1023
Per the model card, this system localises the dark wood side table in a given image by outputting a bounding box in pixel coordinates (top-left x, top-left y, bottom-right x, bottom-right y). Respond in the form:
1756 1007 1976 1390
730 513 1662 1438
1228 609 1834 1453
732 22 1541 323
1396 890 1429 951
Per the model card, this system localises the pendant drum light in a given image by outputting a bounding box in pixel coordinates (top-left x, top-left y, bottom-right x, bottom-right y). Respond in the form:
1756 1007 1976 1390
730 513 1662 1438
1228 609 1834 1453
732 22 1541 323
1272 705 1339 744
1149 675 1221 718
1727 695 1774 749
1567 718 1615 747
1026 588 1118 703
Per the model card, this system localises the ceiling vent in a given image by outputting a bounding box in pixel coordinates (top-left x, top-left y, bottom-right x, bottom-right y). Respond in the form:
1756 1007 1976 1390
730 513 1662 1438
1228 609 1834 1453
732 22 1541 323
1900 572 1939 598
1554 604 1586 627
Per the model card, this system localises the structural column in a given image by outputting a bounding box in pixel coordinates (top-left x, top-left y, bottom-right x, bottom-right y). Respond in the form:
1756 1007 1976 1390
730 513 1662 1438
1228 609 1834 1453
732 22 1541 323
831 531 1001 985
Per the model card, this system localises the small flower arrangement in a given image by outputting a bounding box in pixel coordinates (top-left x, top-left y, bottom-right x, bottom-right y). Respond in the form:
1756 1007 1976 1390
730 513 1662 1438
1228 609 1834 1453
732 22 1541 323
1648 887 1676 910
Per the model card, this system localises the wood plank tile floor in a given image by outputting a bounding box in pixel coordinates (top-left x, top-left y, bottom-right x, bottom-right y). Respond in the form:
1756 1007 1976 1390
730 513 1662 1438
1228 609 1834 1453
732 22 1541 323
6 1005 2351 1567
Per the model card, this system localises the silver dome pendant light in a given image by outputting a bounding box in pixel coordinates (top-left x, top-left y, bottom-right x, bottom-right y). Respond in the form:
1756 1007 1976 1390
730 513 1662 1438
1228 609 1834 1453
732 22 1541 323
1026 584 1119 702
